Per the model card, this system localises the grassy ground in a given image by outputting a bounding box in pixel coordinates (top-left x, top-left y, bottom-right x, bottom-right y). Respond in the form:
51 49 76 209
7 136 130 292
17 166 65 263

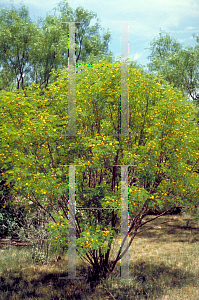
0 213 199 299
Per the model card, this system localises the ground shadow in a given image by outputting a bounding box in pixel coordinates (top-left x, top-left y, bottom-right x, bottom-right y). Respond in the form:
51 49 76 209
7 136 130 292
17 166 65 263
133 216 199 244
0 259 197 299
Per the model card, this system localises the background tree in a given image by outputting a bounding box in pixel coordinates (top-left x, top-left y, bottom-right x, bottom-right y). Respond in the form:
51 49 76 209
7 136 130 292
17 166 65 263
0 65 17 92
0 1 114 90
147 29 199 104
0 5 40 90
54 0 114 65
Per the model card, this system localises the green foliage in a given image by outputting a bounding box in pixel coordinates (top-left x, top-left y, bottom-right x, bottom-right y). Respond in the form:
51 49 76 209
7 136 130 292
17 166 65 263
0 204 18 238
0 57 199 281
0 168 19 238
0 1 114 91
0 5 40 90
45 210 70 253
147 29 199 103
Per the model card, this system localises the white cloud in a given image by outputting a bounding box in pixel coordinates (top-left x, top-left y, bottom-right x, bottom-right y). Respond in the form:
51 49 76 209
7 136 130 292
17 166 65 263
186 26 195 30
132 53 142 61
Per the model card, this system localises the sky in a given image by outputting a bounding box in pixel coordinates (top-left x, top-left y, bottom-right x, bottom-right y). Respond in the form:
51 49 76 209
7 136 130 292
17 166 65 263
0 0 199 68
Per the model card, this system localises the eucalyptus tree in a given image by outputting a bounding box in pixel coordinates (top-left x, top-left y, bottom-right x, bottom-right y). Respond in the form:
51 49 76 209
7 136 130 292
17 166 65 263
147 30 199 104
0 1 114 90
0 5 40 90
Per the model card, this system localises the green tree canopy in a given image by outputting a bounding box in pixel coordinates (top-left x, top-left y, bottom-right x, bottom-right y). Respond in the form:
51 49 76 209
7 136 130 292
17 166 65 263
0 5 39 90
147 30 199 104
1 57 199 280
0 1 114 91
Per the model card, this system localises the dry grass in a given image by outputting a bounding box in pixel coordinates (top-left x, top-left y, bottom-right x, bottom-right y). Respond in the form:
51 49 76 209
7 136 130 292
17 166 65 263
109 214 199 299
0 213 199 299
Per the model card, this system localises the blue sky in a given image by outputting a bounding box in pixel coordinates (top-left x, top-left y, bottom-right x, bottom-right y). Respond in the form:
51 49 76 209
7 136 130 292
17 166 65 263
0 0 199 67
